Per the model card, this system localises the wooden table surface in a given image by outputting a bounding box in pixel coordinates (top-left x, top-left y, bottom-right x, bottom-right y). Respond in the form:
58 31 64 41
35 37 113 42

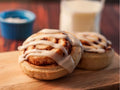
0 51 119 90
0 0 119 54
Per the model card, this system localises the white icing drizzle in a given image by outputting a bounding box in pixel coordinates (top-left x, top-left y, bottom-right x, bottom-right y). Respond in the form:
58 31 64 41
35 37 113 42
18 40 68 56
58 55 75 72
67 33 82 46
40 29 64 33
18 49 74 72
19 50 65 65
19 49 66 63
18 29 81 73
77 32 111 53
23 34 67 45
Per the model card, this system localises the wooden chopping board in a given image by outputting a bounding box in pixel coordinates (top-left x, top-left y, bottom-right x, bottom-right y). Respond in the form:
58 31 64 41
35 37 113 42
0 51 119 90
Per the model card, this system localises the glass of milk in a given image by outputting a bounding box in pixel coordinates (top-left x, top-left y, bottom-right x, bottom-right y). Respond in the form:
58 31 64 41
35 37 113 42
59 0 105 33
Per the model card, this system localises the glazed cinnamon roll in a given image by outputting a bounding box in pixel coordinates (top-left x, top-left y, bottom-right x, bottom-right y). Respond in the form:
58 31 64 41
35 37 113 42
18 29 82 80
76 32 114 70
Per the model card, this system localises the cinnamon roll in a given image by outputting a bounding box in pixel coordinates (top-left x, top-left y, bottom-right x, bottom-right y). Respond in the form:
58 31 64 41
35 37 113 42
18 29 83 80
76 32 114 70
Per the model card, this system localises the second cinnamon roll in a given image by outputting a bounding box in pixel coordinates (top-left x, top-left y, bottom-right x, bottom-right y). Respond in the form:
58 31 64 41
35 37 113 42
76 32 114 70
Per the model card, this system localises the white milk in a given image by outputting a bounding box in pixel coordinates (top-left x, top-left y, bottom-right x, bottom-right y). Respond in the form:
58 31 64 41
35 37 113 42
60 0 104 33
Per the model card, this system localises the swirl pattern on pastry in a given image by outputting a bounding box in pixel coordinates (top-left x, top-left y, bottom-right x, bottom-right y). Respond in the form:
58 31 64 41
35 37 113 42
76 32 112 53
18 29 82 73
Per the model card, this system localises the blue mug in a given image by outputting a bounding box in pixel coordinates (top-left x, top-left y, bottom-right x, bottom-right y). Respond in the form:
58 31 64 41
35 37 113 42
0 10 36 40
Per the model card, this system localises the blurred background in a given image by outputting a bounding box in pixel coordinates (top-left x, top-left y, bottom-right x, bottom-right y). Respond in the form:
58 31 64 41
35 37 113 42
0 0 119 53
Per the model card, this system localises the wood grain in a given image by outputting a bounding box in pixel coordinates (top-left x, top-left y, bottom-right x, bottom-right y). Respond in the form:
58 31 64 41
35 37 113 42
0 1 119 54
0 51 119 90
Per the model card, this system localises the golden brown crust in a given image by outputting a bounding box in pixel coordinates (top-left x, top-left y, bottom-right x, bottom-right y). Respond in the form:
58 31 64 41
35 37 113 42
20 46 82 80
77 49 114 70
22 32 72 66
75 32 114 70
20 61 68 80
76 32 112 53
28 56 57 66
18 30 82 80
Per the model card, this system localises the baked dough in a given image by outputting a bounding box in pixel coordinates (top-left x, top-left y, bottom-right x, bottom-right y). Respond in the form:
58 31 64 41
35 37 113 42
18 29 82 80
77 49 114 70
20 46 81 80
76 32 114 70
